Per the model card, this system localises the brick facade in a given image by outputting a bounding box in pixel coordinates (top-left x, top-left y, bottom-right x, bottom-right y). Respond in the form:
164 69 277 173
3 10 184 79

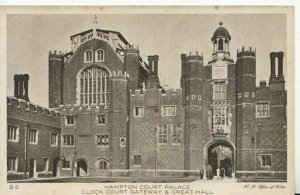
7 23 287 180
7 96 61 180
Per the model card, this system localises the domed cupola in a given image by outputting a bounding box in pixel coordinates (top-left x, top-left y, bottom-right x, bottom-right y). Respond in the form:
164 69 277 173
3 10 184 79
212 21 231 41
210 22 233 62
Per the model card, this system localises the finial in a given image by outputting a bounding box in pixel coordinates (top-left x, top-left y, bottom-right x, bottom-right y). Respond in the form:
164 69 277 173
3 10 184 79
93 15 98 29
219 21 223 26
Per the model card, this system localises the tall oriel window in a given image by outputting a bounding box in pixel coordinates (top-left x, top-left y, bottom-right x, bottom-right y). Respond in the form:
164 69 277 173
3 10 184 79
212 107 229 133
213 81 226 100
79 66 109 105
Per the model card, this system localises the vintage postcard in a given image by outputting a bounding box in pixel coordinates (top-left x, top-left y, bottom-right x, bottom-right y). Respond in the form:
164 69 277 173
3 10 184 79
0 6 295 195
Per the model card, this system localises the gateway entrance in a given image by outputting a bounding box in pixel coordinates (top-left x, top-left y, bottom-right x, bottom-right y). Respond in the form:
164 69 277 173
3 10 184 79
206 139 235 178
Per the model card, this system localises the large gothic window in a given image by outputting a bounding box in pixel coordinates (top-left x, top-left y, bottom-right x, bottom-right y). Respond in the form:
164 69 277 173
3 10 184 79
78 66 109 105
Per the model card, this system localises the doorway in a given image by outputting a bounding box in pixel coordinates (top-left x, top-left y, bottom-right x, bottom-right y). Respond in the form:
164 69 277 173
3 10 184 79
75 159 88 177
29 159 36 178
205 139 235 178
52 157 60 177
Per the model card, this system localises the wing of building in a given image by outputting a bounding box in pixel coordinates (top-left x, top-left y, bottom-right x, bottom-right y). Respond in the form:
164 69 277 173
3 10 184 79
7 22 287 181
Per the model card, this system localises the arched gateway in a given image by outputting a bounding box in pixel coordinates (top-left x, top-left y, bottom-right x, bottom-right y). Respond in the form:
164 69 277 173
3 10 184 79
73 158 88 177
203 139 236 178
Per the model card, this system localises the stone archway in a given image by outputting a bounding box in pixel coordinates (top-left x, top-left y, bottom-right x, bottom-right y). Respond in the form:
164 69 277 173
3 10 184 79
203 139 236 178
74 158 88 177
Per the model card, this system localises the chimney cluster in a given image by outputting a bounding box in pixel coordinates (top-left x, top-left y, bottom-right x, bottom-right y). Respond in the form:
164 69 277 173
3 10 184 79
14 74 29 102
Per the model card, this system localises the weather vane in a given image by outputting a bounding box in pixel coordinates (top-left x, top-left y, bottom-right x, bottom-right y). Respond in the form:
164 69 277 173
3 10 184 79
93 15 98 29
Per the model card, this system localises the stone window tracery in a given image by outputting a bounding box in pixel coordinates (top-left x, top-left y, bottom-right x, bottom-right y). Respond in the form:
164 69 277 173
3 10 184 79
212 107 229 134
78 66 109 105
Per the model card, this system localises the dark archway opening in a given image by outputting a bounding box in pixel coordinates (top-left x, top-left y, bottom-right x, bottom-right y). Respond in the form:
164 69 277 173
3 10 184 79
207 140 234 178
76 159 88 177
29 159 35 178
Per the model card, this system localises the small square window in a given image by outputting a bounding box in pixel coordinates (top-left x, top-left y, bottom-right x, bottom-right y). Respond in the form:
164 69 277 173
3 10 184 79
96 134 109 146
134 107 144 117
62 135 75 146
133 155 141 165
62 160 71 169
198 95 202 101
98 115 106 125
238 93 242 98
244 92 249 97
191 94 196 100
162 106 176 116
259 154 272 167
120 138 126 147
256 102 270 117
252 92 255 98
65 115 75 125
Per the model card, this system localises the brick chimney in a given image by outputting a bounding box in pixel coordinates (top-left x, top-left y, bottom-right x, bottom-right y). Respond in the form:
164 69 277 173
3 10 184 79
14 74 29 101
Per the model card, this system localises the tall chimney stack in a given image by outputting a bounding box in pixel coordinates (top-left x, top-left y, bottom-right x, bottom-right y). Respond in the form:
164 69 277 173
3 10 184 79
14 74 29 102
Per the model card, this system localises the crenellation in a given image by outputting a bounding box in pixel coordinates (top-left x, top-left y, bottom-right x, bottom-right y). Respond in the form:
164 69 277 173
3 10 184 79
7 21 287 181
126 44 139 50
237 46 256 58
7 96 61 118
185 51 203 61
112 70 129 78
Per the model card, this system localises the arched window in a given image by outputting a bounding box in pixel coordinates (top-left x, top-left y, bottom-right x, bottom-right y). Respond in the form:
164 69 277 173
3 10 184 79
95 49 105 62
225 39 229 52
78 66 109 105
99 159 108 169
84 50 93 63
213 40 217 52
218 39 223 51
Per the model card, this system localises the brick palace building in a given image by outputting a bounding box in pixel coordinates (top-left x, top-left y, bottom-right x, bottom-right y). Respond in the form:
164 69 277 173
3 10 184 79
7 22 287 180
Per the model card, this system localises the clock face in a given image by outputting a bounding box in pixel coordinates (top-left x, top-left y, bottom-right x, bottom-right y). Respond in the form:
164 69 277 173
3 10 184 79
212 60 227 79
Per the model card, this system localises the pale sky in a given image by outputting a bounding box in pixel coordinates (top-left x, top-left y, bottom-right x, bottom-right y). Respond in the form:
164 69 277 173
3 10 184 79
7 14 286 107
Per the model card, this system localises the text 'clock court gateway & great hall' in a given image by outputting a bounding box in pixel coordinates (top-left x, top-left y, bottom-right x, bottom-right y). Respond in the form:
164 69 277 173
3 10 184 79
7 21 287 181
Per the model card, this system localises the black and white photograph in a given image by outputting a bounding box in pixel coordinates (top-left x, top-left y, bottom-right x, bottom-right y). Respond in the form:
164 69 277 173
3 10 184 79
0 6 295 195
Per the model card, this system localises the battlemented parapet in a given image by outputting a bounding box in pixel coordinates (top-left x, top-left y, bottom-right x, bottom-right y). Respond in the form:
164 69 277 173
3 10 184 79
237 46 256 58
7 96 61 119
125 44 139 54
185 51 203 61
